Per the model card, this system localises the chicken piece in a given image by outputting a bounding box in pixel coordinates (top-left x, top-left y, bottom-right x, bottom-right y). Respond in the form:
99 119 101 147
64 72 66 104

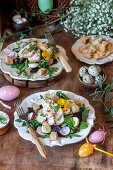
33 104 40 112
79 46 85 53
84 53 93 59
7 56 13 64
47 116 55 125
55 108 64 125
96 44 106 53
36 109 46 124
69 103 79 113
81 36 90 44
105 50 113 56
42 101 55 118
50 132 58 141
37 68 46 76
37 42 48 51
80 46 90 55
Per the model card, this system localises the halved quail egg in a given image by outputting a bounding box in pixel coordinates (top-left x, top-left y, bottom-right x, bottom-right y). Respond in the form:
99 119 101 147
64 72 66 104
82 74 94 84
42 122 51 133
73 117 79 127
28 63 38 68
79 66 88 77
95 75 103 84
88 65 99 77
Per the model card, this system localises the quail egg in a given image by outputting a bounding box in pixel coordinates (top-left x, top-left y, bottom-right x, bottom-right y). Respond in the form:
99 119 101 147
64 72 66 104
82 74 94 84
21 18 27 23
79 66 88 77
42 122 51 133
95 75 103 84
28 63 38 68
96 65 101 73
88 65 99 77
12 15 21 21
14 19 23 24
73 117 79 127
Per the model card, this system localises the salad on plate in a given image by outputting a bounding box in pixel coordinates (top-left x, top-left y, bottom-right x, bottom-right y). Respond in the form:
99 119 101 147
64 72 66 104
15 91 92 142
5 39 62 80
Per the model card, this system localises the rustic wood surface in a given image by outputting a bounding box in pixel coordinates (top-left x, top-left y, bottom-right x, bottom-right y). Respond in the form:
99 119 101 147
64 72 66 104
0 27 113 170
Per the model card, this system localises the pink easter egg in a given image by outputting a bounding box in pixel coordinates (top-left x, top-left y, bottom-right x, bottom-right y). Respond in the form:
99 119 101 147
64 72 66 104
0 85 20 101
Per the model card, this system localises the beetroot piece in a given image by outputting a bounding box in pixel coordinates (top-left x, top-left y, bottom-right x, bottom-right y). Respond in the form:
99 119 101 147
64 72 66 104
52 125 62 132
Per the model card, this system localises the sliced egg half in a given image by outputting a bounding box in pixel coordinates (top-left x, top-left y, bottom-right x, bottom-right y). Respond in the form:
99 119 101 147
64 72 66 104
73 117 79 127
42 122 51 133
28 63 38 68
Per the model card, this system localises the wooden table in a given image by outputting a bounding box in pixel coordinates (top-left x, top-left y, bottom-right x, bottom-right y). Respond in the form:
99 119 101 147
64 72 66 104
0 28 113 170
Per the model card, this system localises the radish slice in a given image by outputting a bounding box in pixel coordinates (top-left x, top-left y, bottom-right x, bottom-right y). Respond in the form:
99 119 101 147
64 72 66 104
59 127 70 136
47 58 53 65
37 126 46 136
28 112 35 121
8 52 17 59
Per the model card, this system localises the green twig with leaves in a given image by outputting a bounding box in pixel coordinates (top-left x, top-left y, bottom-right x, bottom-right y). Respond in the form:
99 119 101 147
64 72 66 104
90 78 113 127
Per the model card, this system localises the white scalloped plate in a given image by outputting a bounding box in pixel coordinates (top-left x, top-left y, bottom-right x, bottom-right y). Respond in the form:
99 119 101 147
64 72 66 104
71 35 113 65
0 38 66 81
14 90 95 147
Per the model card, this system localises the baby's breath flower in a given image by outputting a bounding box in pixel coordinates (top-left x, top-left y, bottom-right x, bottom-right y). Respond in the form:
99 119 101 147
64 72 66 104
61 0 113 37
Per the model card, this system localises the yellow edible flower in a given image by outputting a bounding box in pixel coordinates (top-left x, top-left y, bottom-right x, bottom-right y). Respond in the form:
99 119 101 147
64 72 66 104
57 98 69 112
42 50 51 61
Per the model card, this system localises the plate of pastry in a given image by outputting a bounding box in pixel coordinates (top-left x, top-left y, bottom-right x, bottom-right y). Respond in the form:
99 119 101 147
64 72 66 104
0 38 69 81
71 36 113 65
14 90 95 147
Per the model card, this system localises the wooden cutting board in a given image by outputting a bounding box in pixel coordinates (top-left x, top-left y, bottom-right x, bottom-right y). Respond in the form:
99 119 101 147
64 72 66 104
3 70 64 88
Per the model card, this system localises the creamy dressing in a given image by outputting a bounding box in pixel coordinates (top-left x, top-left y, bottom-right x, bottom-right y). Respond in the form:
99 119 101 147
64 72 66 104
0 111 9 128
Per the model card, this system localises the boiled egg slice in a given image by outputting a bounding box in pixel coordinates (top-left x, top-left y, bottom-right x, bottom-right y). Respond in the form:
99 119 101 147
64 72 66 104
28 63 38 68
73 117 79 127
42 122 51 133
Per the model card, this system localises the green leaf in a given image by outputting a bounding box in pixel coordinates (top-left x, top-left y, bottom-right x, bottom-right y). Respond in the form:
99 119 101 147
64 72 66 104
66 133 81 138
64 115 74 128
57 114 63 121
111 78 113 86
80 121 88 129
25 68 31 78
110 108 113 115
80 104 89 122
56 91 70 100
54 104 60 112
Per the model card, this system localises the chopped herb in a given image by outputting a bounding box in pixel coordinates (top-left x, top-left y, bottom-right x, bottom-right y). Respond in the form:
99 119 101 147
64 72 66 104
0 115 7 124
40 113 47 117
15 119 23 123
57 114 63 121
54 104 60 112
47 110 51 112
66 133 81 139
22 121 27 127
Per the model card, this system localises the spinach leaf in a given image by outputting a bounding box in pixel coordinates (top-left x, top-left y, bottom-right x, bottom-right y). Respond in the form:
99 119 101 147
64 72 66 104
80 121 88 129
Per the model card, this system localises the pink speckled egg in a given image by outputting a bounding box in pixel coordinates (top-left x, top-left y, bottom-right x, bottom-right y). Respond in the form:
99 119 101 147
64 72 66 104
0 85 20 101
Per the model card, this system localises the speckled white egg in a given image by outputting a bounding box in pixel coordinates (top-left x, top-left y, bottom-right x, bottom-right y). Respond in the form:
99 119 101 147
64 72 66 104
88 65 99 77
21 18 27 23
14 19 23 24
79 66 88 77
96 65 101 73
12 15 21 21
95 75 103 84
82 74 94 84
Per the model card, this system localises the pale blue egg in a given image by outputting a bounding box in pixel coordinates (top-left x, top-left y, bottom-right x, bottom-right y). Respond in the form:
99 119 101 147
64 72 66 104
38 0 53 14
